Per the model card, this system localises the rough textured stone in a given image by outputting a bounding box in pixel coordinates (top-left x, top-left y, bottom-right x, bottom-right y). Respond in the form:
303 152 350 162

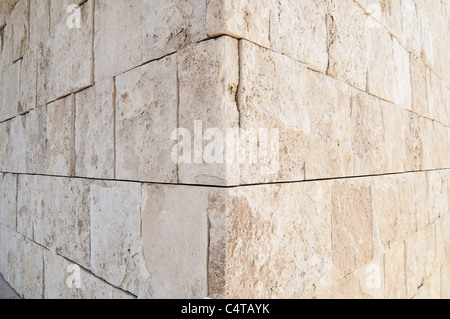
207 0 270 49
10 0 28 62
0 60 20 122
0 173 17 229
29 0 50 48
412 270 441 299
331 179 373 276
94 0 142 81
402 0 421 56
223 182 336 299
414 172 430 230
142 0 207 63
327 0 367 90
384 242 407 299
141 184 213 299
381 100 406 173
25 107 47 174
44 250 134 299
405 225 436 298
18 48 37 114
177 36 239 186
90 181 144 296
115 55 178 183
410 55 429 116
354 0 403 38
404 112 423 171
426 69 445 124
46 95 75 176
37 0 93 105
427 170 448 223
441 262 450 299
75 78 114 179
270 0 328 72
393 38 412 109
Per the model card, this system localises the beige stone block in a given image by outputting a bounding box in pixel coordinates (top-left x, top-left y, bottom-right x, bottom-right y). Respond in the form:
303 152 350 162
0 225 44 299
0 121 12 172
141 184 215 299
354 0 403 38
405 225 436 298
416 6 434 71
25 106 47 174
0 23 12 73
442 263 450 299
17 175 91 268
393 38 412 109
0 173 17 229
366 20 394 102
177 36 239 186
372 174 417 255
427 69 445 124
37 0 93 106
412 270 441 299
10 0 28 62
207 0 270 49
404 112 424 171
402 0 421 56
382 100 406 173
29 0 50 48
94 0 142 81
142 0 207 63
18 47 37 114
115 54 178 183
419 117 437 170
384 242 407 299
238 40 309 184
46 95 75 176
0 60 20 122
428 170 448 223
410 55 429 116
44 251 135 299
350 90 386 175
327 0 367 90
223 182 335 299
75 78 114 179
269 0 328 73
9 115 26 173
436 214 450 267
90 181 144 296
331 179 373 276
415 172 430 230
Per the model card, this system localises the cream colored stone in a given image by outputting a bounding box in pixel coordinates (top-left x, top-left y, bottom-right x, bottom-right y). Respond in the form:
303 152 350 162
393 38 412 109
207 0 270 49
94 0 142 81
0 60 20 122
412 270 441 299
331 179 373 276
44 250 135 299
177 36 239 186
0 173 17 229
436 214 450 267
419 117 437 170
75 78 114 179
402 0 421 56
381 100 406 173
415 172 430 230
269 0 328 73
0 22 12 73
404 112 423 171
141 184 215 299
410 55 429 116
327 0 368 90
442 262 450 299
0 225 44 299
0 121 12 172
405 225 436 298
142 0 207 62
10 0 28 62
37 0 93 105
223 182 336 299
25 106 47 174
9 115 26 173
90 181 144 296
416 6 434 71
46 95 75 176
384 242 407 299
372 173 417 255
426 69 445 124
354 0 403 38
427 170 448 223
115 54 178 183
18 47 37 114
29 0 50 48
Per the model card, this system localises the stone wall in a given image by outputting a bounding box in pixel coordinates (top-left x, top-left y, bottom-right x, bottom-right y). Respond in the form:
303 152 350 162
0 0 449 299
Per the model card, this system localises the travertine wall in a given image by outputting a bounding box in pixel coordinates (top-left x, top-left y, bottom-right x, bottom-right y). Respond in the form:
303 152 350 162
0 0 449 299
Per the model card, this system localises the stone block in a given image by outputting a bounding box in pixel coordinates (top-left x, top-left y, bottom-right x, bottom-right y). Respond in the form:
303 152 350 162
10 0 28 62
384 242 407 299
142 0 207 63
25 107 47 174
401 0 421 56
419 117 437 170
393 38 412 109
37 0 93 106
75 78 114 179
141 184 216 299
0 60 20 122
414 171 430 230
0 23 12 73
404 112 423 171
354 0 403 38
90 181 144 296
427 170 448 223
94 0 142 81
442 263 450 299
177 36 239 186
372 174 417 255
426 69 445 124
269 0 328 73
381 100 406 173
0 121 12 172
331 179 373 276
327 0 367 90
405 225 436 298
436 214 450 267
18 47 37 114
9 115 26 173
115 54 178 183
223 182 335 299
207 0 270 49
0 173 17 229
44 250 134 299
46 95 75 176
410 55 429 116
412 270 441 299
29 0 50 48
